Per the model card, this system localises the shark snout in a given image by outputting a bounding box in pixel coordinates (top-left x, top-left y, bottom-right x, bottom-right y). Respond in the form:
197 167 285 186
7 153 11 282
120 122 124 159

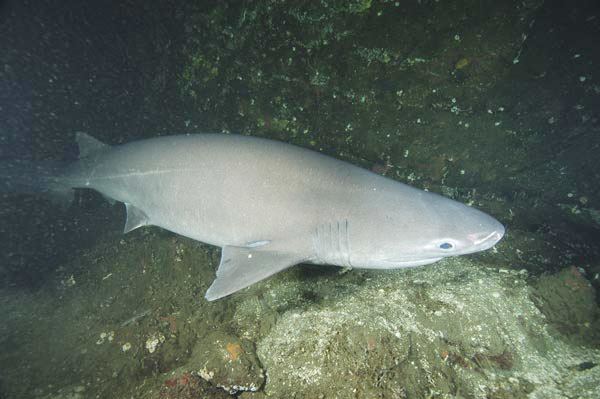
467 221 505 249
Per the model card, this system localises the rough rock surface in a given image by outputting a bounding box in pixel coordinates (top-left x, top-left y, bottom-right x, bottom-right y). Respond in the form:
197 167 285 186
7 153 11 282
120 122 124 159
185 331 264 394
255 260 600 398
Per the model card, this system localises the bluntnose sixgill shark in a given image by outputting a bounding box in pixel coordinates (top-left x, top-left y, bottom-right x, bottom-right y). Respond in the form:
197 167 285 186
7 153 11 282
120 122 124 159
2 133 505 300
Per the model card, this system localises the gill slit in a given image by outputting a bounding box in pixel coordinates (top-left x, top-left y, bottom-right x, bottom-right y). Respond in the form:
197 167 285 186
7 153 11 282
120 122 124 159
313 219 352 267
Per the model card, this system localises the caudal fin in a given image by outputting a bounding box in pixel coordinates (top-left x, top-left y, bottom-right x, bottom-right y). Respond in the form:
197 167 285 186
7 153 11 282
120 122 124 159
0 159 73 205
1 132 111 207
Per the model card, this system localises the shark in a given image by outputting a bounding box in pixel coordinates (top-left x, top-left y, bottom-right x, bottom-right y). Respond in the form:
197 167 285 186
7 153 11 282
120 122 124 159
2 133 505 300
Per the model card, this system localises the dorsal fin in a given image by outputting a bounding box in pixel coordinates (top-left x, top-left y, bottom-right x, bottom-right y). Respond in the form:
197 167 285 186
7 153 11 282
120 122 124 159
75 132 110 158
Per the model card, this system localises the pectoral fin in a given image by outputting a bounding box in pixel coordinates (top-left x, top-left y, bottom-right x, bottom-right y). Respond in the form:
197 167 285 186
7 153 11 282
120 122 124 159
205 246 305 301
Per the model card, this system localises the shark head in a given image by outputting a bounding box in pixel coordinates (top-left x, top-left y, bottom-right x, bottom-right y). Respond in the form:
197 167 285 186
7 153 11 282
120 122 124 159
346 188 505 269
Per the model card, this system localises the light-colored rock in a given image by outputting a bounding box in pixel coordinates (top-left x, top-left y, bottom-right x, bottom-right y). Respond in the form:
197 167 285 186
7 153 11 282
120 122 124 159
255 259 600 398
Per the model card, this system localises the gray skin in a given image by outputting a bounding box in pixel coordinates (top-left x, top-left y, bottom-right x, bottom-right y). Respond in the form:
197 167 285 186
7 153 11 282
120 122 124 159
61 133 505 300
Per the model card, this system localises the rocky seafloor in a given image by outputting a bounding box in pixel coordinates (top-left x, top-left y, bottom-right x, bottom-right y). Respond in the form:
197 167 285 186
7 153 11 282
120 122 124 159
0 229 598 398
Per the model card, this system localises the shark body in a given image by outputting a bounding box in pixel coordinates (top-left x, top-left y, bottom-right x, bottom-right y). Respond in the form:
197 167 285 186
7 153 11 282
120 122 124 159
21 133 506 300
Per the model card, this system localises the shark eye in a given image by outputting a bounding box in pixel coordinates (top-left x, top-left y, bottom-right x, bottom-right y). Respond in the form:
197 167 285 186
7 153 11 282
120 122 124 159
439 242 453 250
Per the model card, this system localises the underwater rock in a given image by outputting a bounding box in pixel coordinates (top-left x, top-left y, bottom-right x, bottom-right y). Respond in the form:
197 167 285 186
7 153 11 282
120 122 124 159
159 370 230 399
184 331 264 394
558 203 600 229
44 385 86 399
531 266 600 346
253 259 600 398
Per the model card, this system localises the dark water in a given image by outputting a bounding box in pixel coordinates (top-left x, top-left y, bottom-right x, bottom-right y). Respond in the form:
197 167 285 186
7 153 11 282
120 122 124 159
0 1 599 398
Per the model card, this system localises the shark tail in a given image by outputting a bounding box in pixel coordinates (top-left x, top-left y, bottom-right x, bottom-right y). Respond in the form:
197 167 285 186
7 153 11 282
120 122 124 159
0 159 73 205
0 132 110 207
